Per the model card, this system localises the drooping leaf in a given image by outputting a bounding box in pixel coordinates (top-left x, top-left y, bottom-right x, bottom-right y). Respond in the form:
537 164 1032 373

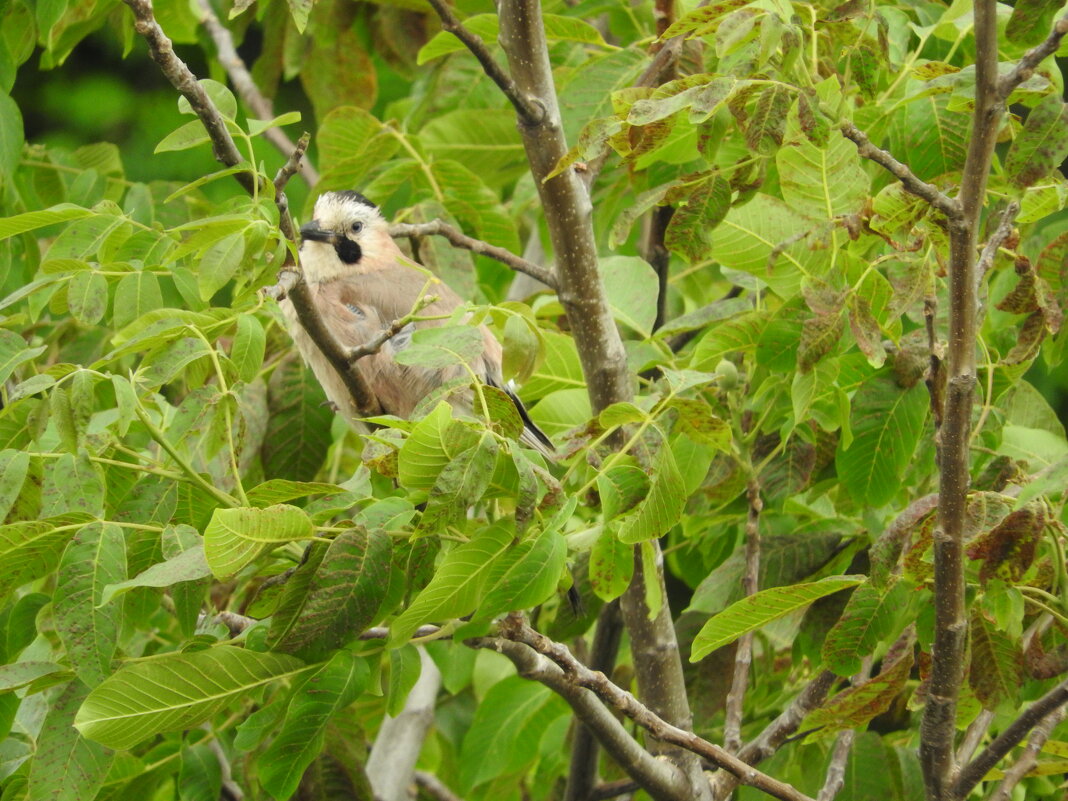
475 526 567 621
262 356 333 482
691 575 864 661
1006 94 1068 189
617 440 687 544
53 522 126 687
203 504 316 578
836 375 928 508
821 580 913 676
969 611 1024 709
27 681 113 801
664 175 732 263
268 528 392 660
99 543 211 606
259 650 369 800
74 647 307 750
803 645 914 735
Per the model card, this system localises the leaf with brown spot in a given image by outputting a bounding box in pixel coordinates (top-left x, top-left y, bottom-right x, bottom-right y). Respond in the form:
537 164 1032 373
803 643 914 735
745 85 791 155
995 264 1039 314
969 611 1024 709
798 310 843 371
1005 94 1068 190
797 93 830 147
966 501 1045 584
1006 0 1063 46
1037 231 1068 307
664 175 731 263
848 294 886 366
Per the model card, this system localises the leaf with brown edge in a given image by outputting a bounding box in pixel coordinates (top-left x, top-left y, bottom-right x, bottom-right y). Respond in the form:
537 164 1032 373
821 579 913 677
1005 94 1068 190
1037 230 1068 307
1002 310 1046 365
659 0 751 39
969 611 1024 709
797 93 830 147
798 310 843 371
802 640 914 737
966 501 1045 585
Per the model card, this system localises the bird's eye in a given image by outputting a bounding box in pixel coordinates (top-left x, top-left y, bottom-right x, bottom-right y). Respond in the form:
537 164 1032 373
351 221 364 233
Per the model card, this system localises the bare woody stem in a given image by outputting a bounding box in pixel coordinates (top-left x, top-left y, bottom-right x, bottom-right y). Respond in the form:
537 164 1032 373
724 479 762 752
196 0 319 186
123 0 260 197
390 220 558 290
952 677 1068 798
496 618 818 801
988 706 1068 801
920 0 1001 793
997 15 1068 98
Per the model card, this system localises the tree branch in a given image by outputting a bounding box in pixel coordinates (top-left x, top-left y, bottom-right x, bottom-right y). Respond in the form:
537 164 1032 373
838 121 959 219
997 15 1068 99
921 0 1001 792
816 658 872 801
989 706 1068 801
196 0 319 186
952 677 1068 798
122 0 259 196
468 634 694 801
423 0 543 124
366 648 442 801
389 220 558 290
350 295 438 361
498 618 818 801
415 771 465 801
724 480 762 752
976 201 1021 280
709 670 836 799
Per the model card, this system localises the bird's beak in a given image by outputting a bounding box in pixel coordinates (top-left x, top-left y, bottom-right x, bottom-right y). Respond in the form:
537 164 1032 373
300 220 339 245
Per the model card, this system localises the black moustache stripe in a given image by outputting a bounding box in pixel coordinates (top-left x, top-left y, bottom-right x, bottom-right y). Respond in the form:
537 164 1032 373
335 239 362 264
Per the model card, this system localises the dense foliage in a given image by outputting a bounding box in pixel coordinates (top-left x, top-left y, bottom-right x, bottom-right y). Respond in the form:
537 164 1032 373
1 0 1068 798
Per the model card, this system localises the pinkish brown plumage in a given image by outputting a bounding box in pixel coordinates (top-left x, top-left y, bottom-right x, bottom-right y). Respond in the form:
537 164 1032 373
279 191 554 457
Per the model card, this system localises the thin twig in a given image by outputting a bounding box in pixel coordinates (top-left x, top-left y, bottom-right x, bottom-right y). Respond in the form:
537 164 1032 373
274 133 311 200
839 121 959 219
415 771 465 801
390 220 558 290
997 15 1068 99
724 480 763 752
497 617 818 801
468 634 694 801
423 0 542 124
361 625 442 640
976 201 1021 280
196 0 319 186
953 677 1068 798
955 709 994 767
817 658 872 801
122 0 259 196
349 296 438 361
710 670 837 799
989 706 1068 801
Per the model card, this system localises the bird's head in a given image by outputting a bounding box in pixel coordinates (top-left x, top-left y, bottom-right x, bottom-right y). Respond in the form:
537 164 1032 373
299 190 389 281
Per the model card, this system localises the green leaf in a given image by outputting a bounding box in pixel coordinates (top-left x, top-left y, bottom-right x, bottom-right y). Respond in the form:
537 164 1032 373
618 442 687 544
27 681 113 801
54 523 126 687
74 647 307 750
1006 0 1062 46
475 526 567 621
154 119 211 154
177 79 237 119
821 580 912 676
589 528 633 602
203 504 316 578
1005 94 1068 190
65 269 107 326
262 357 333 482
0 518 83 603
600 256 661 337
268 528 393 661
259 651 369 799
99 544 211 606
710 194 821 299
393 325 485 369
245 479 346 507
0 329 45 387
0 661 66 692
398 402 479 491
386 646 422 717
198 231 245 300
835 375 928 508
660 0 752 38
0 449 30 521
246 110 301 136
460 676 566 792
418 434 498 533
0 205 93 241
691 575 864 661
802 647 913 735
112 271 163 331
777 132 870 219
230 313 265 383
0 91 23 181
42 451 104 517
390 524 513 644
179 744 221 801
